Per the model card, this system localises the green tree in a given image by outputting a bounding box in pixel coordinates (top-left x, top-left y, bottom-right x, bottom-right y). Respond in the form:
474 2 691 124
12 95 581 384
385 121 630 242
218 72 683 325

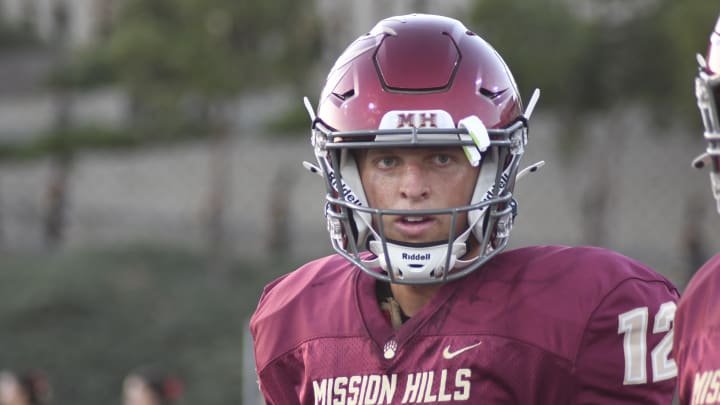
97 0 323 270
43 0 323 263
470 0 717 127
469 0 717 246
100 0 322 137
469 0 592 111
651 0 719 122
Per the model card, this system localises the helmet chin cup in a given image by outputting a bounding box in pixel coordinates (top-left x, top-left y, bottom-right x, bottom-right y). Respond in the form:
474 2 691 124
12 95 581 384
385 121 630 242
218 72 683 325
365 240 467 282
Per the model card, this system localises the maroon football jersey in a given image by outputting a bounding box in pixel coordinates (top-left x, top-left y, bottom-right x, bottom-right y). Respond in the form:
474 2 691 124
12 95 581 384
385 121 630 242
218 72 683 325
674 254 720 405
250 245 679 404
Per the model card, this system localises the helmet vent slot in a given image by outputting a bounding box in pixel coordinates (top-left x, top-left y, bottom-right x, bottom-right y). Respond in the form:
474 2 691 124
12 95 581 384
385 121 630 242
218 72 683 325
332 89 356 101
479 87 507 100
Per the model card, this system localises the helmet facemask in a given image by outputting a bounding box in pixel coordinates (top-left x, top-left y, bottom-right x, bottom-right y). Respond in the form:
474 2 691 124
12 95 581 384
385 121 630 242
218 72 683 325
694 59 720 214
310 114 530 285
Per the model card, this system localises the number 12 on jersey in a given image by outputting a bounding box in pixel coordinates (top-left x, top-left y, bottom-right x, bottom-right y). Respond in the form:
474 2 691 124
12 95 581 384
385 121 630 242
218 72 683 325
618 301 677 385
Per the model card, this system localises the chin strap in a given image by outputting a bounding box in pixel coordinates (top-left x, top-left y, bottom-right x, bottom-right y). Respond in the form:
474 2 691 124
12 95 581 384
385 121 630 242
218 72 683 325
361 217 481 282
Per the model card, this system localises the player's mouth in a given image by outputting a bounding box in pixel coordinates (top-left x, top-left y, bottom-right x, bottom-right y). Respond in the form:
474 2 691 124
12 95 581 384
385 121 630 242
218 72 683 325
392 216 436 238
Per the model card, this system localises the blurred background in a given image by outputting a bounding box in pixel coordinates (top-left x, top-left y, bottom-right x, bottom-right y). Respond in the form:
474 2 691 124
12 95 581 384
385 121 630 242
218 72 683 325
0 0 718 403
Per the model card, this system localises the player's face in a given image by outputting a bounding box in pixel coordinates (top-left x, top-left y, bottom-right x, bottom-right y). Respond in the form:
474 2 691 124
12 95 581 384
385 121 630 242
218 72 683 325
0 374 27 405
123 376 160 405
357 147 479 246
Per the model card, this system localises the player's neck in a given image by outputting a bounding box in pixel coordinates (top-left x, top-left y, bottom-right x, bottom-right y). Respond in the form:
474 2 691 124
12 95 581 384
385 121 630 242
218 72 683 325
390 283 442 318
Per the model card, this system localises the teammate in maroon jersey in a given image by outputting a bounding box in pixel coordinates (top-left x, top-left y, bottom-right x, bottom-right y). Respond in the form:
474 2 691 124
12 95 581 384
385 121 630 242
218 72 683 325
250 14 679 404
673 14 720 405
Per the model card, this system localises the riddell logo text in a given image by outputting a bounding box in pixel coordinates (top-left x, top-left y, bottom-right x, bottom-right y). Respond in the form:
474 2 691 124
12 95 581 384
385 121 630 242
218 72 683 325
313 368 471 404
402 253 431 261
327 171 362 206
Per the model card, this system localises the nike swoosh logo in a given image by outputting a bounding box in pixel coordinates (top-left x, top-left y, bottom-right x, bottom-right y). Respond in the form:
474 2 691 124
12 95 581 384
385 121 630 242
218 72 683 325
442 342 483 360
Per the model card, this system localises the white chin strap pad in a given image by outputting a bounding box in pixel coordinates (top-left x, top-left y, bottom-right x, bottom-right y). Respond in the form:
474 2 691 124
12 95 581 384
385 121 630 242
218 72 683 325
711 171 720 214
365 240 467 282
339 150 372 245
361 199 484 282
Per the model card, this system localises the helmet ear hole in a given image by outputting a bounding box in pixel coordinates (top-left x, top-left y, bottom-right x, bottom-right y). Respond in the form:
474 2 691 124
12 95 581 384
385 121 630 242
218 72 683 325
340 89 356 100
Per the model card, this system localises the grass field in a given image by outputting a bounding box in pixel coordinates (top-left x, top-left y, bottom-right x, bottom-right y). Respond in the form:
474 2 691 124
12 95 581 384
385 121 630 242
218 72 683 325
0 243 295 404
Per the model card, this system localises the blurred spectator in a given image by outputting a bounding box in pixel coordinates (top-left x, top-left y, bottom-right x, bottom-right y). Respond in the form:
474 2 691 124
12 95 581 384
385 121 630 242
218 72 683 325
122 367 183 405
0 370 52 405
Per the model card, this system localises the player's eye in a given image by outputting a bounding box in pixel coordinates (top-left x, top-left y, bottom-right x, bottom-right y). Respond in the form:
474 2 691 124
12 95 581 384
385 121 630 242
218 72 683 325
433 154 452 165
376 156 398 169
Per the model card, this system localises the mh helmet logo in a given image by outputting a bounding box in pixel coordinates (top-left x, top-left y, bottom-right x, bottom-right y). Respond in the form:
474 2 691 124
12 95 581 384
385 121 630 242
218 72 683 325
379 110 455 130
396 112 438 128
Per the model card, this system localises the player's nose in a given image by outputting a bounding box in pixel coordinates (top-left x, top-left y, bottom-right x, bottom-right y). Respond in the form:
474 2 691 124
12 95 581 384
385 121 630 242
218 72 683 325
398 164 430 201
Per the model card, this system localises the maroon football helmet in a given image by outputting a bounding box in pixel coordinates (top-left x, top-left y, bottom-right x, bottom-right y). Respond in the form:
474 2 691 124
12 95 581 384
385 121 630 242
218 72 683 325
305 14 540 284
694 15 720 214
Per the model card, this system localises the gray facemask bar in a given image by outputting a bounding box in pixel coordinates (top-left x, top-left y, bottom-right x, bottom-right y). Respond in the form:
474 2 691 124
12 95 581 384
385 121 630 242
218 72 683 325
694 56 720 213
313 120 526 285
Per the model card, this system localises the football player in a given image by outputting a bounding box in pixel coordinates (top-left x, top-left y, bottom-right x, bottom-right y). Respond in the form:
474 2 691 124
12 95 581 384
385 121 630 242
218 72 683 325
673 14 720 405
251 14 679 404
122 367 183 405
0 370 52 405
